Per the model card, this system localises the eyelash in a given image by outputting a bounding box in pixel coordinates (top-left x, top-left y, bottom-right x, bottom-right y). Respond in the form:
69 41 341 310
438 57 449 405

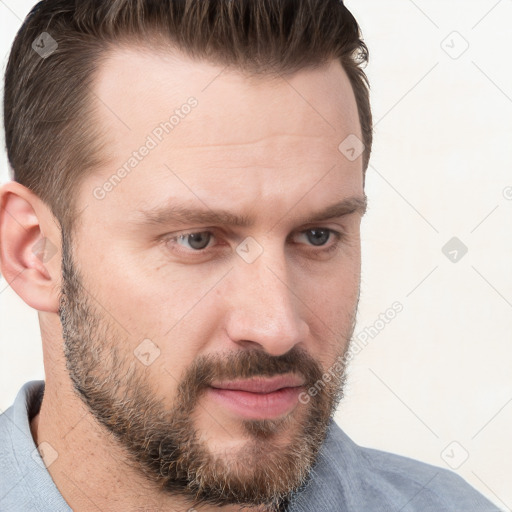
161 228 345 257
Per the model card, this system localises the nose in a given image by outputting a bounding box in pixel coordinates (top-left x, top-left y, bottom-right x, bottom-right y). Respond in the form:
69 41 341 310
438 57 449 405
224 249 310 357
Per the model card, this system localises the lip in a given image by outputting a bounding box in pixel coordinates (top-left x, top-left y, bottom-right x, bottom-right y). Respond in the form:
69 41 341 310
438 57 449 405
207 374 306 420
210 374 306 393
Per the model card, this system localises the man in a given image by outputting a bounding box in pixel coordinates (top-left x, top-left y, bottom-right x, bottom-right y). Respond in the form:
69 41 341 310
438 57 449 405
0 1 500 511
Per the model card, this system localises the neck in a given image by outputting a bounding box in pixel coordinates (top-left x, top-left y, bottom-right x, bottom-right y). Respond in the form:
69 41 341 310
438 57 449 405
31 376 264 512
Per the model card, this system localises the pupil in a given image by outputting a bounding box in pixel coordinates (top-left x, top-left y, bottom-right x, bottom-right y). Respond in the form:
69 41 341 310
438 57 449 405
188 232 210 250
308 229 329 246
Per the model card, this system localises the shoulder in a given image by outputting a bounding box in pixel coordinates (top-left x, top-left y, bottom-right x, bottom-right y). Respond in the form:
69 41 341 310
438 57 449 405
0 380 70 511
0 381 40 508
287 419 501 512
356 442 497 509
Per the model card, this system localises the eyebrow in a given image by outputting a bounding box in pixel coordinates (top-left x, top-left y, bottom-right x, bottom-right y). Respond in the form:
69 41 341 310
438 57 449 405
133 194 367 229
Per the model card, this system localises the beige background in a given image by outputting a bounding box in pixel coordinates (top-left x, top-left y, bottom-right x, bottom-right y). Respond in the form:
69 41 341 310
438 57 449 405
1 0 511 509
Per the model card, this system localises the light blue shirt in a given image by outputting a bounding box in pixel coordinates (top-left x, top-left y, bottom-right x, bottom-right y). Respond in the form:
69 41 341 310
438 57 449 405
0 380 502 511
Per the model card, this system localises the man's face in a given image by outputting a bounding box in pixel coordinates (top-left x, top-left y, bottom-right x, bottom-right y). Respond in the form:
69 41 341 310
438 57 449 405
60 46 365 509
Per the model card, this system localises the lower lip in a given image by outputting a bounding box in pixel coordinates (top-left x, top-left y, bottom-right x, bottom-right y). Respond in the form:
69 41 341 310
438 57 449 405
206 386 304 420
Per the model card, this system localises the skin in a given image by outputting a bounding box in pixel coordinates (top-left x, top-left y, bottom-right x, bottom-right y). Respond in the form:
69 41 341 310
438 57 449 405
0 45 365 511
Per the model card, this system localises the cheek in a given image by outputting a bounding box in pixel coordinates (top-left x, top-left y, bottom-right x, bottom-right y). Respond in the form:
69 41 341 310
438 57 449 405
301 245 360 304
301 264 360 356
86 229 360 381
95 240 209 331
96 256 223 379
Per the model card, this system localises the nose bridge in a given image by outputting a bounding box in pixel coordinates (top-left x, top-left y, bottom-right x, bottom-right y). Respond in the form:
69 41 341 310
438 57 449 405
225 242 308 355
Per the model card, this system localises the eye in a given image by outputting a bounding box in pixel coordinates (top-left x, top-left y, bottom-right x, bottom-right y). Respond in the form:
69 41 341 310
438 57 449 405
172 231 216 251
162 228 345 256
293 228 342 248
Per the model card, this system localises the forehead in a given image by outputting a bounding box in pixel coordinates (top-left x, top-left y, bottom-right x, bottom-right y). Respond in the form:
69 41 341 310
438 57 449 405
80 45 363 230
92 44 360 143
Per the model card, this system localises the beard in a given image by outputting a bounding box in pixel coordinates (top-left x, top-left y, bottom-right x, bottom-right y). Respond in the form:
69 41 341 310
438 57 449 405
58 227 356 511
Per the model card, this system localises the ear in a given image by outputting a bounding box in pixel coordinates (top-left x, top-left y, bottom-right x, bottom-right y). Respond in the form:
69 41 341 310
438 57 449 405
0 181 62 313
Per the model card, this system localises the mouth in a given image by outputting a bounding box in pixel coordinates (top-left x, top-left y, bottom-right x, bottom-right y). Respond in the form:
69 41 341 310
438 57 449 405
207 375 306 420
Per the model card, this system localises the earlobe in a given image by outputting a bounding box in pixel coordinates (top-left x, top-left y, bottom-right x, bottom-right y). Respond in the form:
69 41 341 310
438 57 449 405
0 181 61 313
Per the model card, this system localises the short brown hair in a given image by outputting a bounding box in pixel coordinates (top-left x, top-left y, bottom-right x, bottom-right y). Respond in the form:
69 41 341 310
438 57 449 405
3 0 372 236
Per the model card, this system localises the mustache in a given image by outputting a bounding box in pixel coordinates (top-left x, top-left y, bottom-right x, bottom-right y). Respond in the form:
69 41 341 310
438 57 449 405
174 345 326 406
